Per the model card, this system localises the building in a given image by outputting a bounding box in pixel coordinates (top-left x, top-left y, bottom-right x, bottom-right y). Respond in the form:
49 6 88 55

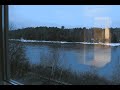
83 17 111 43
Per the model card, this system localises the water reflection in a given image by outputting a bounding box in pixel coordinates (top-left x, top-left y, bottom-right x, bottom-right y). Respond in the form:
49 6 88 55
75 44 111 68
25 43 112 70
92 45 111 67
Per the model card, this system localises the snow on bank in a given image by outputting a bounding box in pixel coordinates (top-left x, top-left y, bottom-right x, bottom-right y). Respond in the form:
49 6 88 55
102 43 120 46
81 42 120 46
9 39 120 46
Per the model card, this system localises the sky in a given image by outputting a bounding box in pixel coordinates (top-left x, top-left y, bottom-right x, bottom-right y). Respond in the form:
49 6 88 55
9 5 120 29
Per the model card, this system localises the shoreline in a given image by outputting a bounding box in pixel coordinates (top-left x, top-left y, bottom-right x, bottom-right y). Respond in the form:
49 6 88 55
9 39 120 46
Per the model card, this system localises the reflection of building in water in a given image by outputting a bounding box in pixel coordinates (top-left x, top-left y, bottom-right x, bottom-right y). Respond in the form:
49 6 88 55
77 17 112 67
76 44 111 68
91 18 111 67
76 44 94 66
92 45 111 67
77 44 111 67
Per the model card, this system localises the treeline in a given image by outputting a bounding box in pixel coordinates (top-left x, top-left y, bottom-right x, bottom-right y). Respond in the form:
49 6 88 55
8 26 120 43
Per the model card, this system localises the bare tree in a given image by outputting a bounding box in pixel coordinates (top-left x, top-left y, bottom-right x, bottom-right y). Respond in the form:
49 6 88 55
8 24 30 79
9 23 16 31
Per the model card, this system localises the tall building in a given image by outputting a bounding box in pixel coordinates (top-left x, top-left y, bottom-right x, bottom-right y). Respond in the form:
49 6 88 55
93 28 104 43
92 17 111 43
104 19 111 43
104 27 111 43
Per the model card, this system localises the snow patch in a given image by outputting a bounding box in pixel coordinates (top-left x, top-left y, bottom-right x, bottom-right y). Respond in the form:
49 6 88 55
9 39 120 47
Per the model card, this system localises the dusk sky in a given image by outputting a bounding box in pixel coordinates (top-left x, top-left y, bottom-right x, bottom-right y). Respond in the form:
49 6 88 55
9 5 120 29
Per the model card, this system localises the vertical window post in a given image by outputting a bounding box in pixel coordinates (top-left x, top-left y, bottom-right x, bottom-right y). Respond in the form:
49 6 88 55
3 5 10 81
0 5 3 82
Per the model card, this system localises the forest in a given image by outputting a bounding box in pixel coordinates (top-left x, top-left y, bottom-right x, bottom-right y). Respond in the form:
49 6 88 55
8 26 120 43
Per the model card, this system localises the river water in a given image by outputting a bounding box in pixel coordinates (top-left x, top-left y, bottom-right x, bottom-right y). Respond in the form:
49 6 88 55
24 42 120 78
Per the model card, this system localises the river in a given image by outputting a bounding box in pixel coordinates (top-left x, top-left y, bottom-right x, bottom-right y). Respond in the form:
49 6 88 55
23 42 120 78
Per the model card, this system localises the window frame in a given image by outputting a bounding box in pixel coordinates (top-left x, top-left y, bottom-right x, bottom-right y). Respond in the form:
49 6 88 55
0 5 3 83
0 5 23 85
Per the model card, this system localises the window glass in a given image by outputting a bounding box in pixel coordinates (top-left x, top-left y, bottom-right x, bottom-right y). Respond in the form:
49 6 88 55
8 5 120 85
